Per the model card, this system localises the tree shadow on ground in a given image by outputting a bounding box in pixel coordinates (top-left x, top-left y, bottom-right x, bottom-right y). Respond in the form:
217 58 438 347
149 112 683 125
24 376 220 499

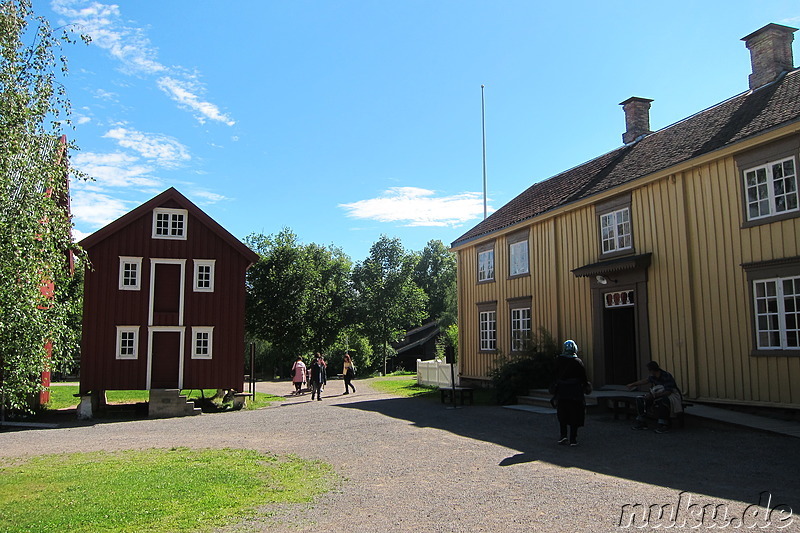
337 396 799 509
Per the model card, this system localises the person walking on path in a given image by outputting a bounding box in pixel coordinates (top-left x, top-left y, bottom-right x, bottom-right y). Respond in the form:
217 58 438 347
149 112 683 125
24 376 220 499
550 340 590 447
291 357 306 395
310 354 327 401
342 352 356 394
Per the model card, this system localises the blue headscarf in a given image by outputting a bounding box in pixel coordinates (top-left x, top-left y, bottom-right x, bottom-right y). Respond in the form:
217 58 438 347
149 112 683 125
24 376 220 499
561 339 578 357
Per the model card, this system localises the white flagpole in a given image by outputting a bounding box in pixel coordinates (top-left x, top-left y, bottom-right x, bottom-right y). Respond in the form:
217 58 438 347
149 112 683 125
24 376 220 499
481 84 488 220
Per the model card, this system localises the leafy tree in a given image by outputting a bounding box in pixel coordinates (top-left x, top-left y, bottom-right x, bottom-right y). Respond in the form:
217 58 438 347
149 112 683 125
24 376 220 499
412 239 457 326
352 235 427 374
0 0 86 411
245 229 354 370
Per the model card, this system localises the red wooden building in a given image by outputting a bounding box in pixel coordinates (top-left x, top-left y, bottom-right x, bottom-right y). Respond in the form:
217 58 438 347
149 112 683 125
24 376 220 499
78 188 258 412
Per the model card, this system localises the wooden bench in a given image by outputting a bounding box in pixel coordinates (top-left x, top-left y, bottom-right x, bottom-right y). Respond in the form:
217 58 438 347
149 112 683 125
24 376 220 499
440 387 474 405
606 395 693 427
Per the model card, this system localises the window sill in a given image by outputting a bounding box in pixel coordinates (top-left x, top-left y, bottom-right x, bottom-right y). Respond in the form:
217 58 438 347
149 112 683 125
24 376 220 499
599 248 636 261
741 210 799 229
478 349 498 354
477 279 496 285
750 349 800 357
507 272 530 280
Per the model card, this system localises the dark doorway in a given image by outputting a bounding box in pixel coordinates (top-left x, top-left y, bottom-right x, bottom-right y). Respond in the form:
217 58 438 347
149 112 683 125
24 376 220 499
152 263 181 325
151 331 181 389
603 307 637 384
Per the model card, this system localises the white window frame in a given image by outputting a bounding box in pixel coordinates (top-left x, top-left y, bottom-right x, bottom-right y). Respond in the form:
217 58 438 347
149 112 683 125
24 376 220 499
116 326 140 360
510 307 531 352
479 310 497 351
192 326 214 359
193 259 216 293
152 208 188 240
509 240 529 277
753 276 800 350
744 157 799 221
118 256 143 291
600 207 632 254
478 249 495 282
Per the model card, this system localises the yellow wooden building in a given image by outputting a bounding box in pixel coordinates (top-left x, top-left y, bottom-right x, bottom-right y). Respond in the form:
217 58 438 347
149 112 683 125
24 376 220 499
451 24 800 409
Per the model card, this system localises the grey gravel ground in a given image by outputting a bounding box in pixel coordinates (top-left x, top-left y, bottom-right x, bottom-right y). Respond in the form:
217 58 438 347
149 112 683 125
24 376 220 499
1 378 798 532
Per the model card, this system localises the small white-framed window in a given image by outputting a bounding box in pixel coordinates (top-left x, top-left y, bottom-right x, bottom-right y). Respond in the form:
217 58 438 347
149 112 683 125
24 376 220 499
479 310 497 351
511 307 531 352
116 326 140 360
152 208 188 240
600 207 632 253
753 276 800 350
193 259 216 292
509 240 529 277
118 256 143 290
478 249 495 282
192 327 214 359
744 157 799 220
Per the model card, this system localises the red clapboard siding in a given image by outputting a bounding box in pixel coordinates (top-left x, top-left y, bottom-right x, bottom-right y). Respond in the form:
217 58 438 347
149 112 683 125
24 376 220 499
79 188 258 394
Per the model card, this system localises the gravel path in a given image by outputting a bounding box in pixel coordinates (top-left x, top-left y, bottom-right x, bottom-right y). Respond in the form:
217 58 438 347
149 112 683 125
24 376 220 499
1 379 798 532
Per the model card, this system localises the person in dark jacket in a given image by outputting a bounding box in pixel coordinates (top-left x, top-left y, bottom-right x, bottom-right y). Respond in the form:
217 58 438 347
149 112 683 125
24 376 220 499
551 340 590 446
309 354 327 401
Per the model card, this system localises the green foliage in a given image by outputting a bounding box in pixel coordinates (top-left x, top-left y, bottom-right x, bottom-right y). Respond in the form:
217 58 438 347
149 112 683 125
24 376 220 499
489 328 560 405
412 239 457 326
435 323 458 361
0 0 87 411
0 448 334 532
352 235 428 374
245 228 354 371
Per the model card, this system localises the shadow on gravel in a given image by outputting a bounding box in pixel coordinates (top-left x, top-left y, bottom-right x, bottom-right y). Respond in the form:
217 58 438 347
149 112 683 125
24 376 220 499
338 396 799 509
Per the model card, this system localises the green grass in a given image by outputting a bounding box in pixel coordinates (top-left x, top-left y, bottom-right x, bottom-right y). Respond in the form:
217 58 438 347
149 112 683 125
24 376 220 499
0 448 334 532
45 387 285 411
370 377 437 398
45 387 148 410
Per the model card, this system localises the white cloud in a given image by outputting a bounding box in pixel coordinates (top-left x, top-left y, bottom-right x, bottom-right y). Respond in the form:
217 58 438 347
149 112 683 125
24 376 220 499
70 151 161 188
157 77 236 126
190 189 229 205
70 189 132 228
340 187 489 227
76 116 92 124
92 88 117 101
52 0 234 125
103 127 190 166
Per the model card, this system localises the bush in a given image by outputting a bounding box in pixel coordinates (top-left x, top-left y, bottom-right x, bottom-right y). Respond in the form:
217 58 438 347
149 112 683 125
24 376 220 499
489 328 560 405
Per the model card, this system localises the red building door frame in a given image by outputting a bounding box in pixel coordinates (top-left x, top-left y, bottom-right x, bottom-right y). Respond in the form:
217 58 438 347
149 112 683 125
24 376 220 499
146 327 185 390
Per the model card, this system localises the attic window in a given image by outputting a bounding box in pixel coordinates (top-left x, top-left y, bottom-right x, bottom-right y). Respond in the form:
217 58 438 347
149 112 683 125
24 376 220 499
152 208 188 240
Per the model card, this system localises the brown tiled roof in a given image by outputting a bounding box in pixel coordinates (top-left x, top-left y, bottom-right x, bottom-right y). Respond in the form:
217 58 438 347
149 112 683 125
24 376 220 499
452 69 800 247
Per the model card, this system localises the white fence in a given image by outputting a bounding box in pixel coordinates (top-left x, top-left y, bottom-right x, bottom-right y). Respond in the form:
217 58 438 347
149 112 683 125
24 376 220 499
416 359 458 387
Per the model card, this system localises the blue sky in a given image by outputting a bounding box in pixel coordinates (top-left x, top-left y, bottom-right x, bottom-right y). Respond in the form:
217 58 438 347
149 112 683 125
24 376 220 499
44 1 800 261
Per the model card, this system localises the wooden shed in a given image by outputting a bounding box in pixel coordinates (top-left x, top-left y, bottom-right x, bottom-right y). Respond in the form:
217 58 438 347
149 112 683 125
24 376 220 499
78 187 258 414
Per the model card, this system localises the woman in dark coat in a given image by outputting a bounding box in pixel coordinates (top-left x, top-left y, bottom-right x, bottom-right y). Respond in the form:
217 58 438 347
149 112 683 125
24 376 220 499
551 340 589 446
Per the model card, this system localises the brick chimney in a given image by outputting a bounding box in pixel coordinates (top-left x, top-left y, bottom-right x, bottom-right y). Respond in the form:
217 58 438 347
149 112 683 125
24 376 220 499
619 97 653 144
742 23 797 90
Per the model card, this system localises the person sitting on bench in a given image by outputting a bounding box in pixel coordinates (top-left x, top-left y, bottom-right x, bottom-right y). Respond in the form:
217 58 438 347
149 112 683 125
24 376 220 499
627 361 681 433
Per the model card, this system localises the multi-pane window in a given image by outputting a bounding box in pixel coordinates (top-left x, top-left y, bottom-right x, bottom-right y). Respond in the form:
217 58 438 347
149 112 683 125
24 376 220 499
152 208 188 239
600 207 632 253
479 310 497 351
478 249 495 282
193 260 215 292
118 257 142 290
745 158 799 220
511 307 531 352
116 326 139 359
509 240 529 277
192 327 214 359
753 276 800 350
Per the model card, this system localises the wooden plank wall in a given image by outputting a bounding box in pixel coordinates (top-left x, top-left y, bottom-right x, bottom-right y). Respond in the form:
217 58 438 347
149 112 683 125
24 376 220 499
457 152 799 407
